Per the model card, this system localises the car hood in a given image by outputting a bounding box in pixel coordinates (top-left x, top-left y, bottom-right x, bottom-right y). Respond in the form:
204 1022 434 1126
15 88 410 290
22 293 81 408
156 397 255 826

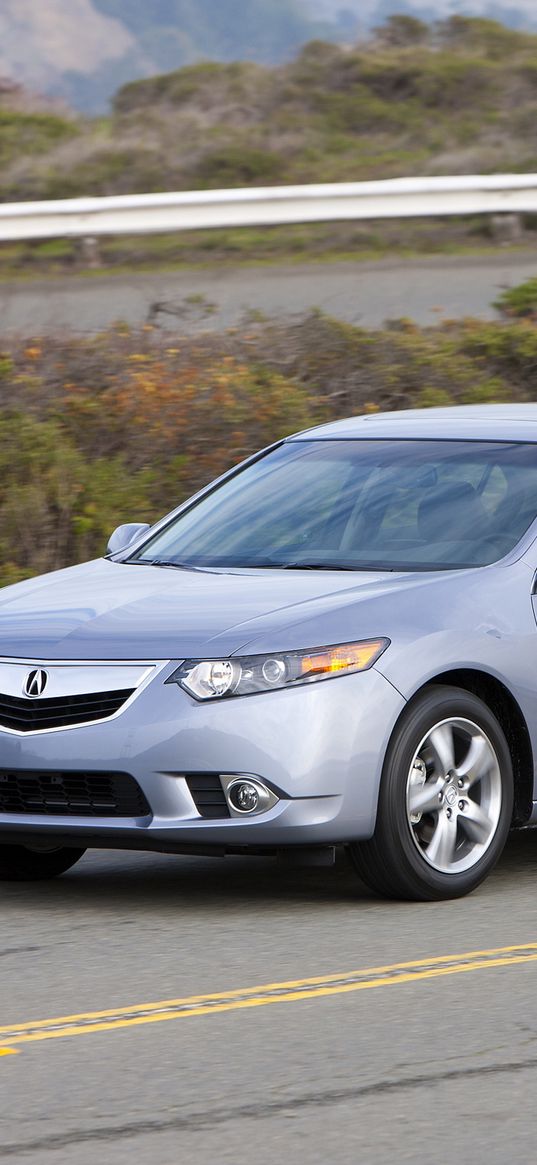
0 557 427 661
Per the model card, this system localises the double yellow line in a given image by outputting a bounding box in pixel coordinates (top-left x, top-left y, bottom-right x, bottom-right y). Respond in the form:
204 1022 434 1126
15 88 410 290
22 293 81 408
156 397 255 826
2 943 536 1057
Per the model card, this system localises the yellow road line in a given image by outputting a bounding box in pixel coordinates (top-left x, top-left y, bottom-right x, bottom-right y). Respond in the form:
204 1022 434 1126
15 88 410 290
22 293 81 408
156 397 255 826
1 943 536 1053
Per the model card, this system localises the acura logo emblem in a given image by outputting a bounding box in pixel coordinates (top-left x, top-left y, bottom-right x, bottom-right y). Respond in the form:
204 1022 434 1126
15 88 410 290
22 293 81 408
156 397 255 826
24 668 49 698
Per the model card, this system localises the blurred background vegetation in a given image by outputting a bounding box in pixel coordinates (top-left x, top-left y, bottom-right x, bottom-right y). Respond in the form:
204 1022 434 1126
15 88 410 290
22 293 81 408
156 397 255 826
0 280 536 585
1 14 537 587
5 16 537 198
2 16 537 273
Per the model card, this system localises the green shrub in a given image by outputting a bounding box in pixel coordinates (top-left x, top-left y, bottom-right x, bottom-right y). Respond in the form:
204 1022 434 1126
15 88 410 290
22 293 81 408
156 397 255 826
0 413 151 584
355 52 497 112
1 295 537 583
113 61 265 113
39 148 166 200
375 16 430 47
194 145 284 187
0 110 78 166
495 278 537 319
437 16 534 59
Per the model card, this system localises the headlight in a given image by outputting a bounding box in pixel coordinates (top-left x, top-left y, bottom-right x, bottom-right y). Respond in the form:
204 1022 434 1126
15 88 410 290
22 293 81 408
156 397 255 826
168 638 389 701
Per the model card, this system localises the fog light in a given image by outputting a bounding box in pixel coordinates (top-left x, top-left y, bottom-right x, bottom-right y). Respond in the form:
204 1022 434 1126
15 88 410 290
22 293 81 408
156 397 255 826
229 781 260 813
223 776 279 816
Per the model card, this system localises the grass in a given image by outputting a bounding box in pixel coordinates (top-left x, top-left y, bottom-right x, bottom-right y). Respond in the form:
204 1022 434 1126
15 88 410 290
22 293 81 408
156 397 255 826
1 219 536 283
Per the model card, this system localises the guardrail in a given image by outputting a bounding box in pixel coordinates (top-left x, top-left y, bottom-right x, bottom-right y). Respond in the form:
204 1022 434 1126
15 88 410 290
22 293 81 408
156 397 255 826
0 175 536 241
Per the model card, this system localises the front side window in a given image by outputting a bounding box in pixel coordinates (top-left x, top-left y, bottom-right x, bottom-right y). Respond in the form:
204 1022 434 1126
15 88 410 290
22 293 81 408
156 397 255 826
129 439 537 571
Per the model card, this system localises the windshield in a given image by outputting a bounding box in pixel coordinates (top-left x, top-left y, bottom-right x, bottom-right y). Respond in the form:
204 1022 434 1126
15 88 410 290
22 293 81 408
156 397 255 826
128 439 537 571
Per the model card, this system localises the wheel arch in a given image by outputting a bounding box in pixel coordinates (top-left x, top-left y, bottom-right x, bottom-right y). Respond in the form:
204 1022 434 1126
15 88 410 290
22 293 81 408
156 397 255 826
402 669 533 827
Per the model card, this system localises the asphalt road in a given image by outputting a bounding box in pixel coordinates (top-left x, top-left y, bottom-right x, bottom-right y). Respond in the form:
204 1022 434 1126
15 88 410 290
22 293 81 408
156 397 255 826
3 833 537 1163
2 251 537 334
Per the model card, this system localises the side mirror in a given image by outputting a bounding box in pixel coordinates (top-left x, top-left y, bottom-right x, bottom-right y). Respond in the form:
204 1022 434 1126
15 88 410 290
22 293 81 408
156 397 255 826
107 522 151 556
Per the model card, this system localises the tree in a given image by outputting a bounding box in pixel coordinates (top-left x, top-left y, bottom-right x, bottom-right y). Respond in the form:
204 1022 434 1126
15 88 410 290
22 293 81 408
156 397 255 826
374 14 430 47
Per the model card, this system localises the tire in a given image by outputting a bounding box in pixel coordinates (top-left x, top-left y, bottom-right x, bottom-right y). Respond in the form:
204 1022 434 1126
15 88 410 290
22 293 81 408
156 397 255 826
0 844 86 881
349 685 513 902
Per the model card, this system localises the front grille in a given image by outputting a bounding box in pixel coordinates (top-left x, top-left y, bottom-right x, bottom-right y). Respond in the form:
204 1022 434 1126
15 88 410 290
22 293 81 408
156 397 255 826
0 770 151 817
0 688 134 733
185 774 230 819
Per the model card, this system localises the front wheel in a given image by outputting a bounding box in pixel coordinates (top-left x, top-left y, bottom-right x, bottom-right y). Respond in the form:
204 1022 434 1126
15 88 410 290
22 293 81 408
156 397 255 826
0 844 86 881
349 686 513 901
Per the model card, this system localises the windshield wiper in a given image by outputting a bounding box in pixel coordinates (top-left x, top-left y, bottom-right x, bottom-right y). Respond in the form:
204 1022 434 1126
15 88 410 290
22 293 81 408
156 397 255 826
284 562 358 571
129 558 210 573
239 560 385 571
278 561 402 572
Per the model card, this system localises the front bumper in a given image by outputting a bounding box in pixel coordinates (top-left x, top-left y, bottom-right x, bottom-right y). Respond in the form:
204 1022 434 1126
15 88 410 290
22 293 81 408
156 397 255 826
0 663 405 852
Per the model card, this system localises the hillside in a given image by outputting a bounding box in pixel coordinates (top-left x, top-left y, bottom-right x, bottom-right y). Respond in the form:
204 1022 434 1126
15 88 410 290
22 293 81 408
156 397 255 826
3 18 537 200
1 1 537 112
2 16 537 272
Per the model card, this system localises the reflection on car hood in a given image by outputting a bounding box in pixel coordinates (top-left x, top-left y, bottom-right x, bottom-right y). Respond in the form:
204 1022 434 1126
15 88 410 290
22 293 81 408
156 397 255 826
0 557 432 661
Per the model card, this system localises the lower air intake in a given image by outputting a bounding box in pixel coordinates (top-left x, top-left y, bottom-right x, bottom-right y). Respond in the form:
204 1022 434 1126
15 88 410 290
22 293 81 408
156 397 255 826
185 774 230 819
0 770 151 818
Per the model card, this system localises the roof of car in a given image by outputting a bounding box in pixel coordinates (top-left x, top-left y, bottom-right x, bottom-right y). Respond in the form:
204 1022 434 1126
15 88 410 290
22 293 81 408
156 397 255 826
292 403 537 443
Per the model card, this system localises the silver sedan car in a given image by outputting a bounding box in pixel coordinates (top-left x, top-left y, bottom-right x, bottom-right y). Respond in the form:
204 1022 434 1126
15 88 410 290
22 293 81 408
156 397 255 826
1 402 537 901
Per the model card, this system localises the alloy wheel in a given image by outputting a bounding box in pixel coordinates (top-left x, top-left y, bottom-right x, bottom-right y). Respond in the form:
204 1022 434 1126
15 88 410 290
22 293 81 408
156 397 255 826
405 716 502 875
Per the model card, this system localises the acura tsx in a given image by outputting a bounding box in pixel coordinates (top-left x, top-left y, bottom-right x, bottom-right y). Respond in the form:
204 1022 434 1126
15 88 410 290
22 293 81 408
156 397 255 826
1 403 537 901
